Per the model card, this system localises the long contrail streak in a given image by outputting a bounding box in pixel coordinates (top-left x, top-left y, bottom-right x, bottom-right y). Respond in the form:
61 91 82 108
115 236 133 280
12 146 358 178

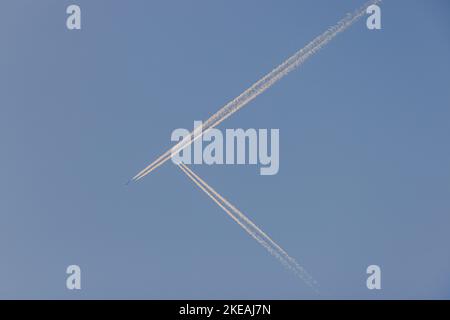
180 163 315 285
178 163 318 290
131 0 381 182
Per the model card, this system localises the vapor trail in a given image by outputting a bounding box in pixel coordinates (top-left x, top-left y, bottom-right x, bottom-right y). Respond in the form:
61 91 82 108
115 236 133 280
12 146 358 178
180 163 316 286
131 0 381 182
178 163 318 290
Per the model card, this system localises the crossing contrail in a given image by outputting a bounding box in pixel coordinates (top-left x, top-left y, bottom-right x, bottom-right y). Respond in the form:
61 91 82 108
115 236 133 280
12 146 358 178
178 163 318 290
131 0 381 182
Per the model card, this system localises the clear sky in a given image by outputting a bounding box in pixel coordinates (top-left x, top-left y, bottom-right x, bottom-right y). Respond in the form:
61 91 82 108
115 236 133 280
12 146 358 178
1 0 449 299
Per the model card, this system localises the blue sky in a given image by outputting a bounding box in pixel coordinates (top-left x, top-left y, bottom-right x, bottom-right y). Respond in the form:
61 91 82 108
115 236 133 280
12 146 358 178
1 0 449 299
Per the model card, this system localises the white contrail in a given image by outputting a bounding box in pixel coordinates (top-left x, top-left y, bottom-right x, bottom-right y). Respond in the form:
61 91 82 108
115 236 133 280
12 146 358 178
180 163 317 286
178 163 318 290
131 0 381 182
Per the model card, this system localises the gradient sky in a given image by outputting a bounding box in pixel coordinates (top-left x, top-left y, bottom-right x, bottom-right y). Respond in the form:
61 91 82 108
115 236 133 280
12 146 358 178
1 0 449 299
